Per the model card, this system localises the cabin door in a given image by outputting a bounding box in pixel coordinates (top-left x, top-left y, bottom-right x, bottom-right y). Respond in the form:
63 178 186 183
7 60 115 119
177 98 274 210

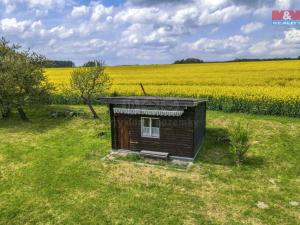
117 115 129 149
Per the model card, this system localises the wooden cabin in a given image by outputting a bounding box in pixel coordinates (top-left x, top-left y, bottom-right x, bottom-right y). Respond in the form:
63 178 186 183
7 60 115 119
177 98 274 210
98 96 207 160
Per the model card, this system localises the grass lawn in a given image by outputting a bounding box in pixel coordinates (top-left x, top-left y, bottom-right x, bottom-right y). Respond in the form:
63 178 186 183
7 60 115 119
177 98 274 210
0 105 299 225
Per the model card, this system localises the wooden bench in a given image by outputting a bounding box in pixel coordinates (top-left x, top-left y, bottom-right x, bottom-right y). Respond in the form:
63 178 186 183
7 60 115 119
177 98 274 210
140 150 169 160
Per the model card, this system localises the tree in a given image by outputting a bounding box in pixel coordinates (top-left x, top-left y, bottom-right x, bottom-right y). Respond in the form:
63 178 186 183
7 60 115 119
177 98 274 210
174 58 204 64
0 38 14 118
0 37 52 121
70 61 112 119
0 72 13 119
46 60 75 68
83 60 102 67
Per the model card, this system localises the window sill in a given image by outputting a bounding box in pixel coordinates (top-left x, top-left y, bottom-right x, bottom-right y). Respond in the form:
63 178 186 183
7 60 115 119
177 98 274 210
141 135 160 139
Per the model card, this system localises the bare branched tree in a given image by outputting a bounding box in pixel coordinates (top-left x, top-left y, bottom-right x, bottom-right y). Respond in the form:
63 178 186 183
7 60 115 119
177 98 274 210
70 61 112 119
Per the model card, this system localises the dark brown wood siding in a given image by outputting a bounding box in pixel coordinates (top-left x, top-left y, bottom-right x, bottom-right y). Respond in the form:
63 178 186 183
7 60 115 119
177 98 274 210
111 104 206 158
193 102 206 156
110 104 117 150
112 107 195 157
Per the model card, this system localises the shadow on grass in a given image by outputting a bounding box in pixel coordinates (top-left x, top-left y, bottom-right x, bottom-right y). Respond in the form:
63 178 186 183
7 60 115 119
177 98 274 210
195 127 265 168
0 105 90 134
242 155 265 167
195 127 233 166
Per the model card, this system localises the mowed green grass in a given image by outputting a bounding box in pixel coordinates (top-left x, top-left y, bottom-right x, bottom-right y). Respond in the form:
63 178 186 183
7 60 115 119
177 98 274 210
0 106 299 225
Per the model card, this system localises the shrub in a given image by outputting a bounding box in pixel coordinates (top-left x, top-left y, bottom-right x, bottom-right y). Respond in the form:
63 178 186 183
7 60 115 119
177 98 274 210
229 122 251 165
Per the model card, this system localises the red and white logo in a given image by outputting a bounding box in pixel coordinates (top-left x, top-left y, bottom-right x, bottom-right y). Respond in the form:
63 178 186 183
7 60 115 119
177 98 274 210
272 10 300 20
272 10 300 25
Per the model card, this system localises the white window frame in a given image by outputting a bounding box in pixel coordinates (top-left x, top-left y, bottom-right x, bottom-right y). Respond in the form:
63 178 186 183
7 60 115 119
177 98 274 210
141 117 160 138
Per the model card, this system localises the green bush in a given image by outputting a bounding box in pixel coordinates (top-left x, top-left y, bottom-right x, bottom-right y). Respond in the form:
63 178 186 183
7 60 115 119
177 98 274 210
229 122 251 165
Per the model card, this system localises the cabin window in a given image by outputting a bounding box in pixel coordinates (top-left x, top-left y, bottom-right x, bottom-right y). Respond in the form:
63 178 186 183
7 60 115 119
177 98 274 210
141 117 160 138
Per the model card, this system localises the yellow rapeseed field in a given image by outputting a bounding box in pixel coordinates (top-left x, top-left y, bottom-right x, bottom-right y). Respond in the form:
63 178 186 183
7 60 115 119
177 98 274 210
45 60 300 116
46 60 300 100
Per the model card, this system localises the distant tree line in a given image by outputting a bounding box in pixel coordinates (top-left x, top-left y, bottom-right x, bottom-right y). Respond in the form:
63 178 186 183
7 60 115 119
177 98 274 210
45 60 105 68
174 58 204 64
174 56 300 64
231 57 300 62
46 60 75 68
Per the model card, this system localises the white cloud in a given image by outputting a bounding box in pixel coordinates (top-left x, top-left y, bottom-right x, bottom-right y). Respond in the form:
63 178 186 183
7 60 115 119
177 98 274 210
171 7 199 24
114 7 167 24
0 17 46 39
91 3 113 21
198 0 228 10
119 24 177 48
68 3 114 36
253 0 297 17
114 2 250 43
76 17 112 36
186 35 250 54
0 0 68 16
24 0 67 9
196 5 249 26
275 0 291 9
284 28 300 43
128 0 229 9
71 5 89 18
49 26 74 39
253 6 269 17
249 28 300 55
72 38 109 51
42 38 111 62
249 41 268 54
30 20 43 31
115 3 249 27
241 22 264 34
0 18 31 33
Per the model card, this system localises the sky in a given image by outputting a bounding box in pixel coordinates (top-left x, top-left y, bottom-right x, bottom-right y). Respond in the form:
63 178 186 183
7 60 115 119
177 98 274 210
0 0 299 65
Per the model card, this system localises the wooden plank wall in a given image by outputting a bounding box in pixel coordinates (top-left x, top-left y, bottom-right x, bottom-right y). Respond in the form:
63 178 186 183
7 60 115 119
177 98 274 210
110 104 117 150
114 107 195 157
111 104 206 158
193 102 206 155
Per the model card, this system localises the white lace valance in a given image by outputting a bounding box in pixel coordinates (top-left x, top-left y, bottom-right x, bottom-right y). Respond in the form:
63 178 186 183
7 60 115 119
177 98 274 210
113 108 184 117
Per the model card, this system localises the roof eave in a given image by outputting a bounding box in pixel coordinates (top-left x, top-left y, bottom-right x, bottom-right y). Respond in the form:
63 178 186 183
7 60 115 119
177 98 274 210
97 97 207 107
